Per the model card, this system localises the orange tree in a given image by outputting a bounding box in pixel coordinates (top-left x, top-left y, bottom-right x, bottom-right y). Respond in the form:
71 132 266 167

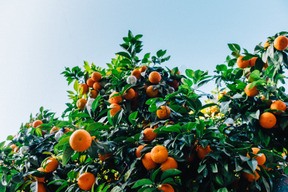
0 31 287 192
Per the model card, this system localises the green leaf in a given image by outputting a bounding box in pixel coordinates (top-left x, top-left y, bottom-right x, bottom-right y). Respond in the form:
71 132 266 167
129 111 138 125
160 169 181 181
116 52 131 59
73 80 79 92
228 43 241 53
151 168 161 182
216 64 227 72
217 188 228 192
197 164 206 173
62 146 74 166
132 179 153 189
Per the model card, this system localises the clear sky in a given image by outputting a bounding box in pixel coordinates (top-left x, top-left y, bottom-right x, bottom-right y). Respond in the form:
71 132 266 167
0 0 287 141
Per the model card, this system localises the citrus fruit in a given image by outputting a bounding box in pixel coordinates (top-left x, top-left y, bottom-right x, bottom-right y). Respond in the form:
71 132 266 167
109 103 121 117
79 84 88 94
32 120 43 128
140 65 148 72
136 145 145 158
89 90 98 98
237 56 250 69
270 100 286 114
157 106 171 120
123 88 136 100
158 183 174 192
38 182 46 192
259 112 277 129
92 82 102 90
248 147 266 166
108 92 123 104
91 72 102 82
146 85 159 98
249 57 258 67
76 98 87 110
242 167 260 182
69 130 92 152
142 152 157 170
151 145 168 164
86 78 94 87
99 153 113 161
78 172 96 191
131 69 141 79
143 128 157 142
274 36 288 51
161 157 178 172
244 83 259 97
196 145 212 160
43 157 59 173
149 71 161 84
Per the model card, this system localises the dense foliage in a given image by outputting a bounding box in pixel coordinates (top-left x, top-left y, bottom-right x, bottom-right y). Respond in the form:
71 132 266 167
0 31 288 192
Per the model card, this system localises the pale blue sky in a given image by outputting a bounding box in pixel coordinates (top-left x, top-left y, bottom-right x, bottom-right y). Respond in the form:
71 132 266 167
0 0 287 141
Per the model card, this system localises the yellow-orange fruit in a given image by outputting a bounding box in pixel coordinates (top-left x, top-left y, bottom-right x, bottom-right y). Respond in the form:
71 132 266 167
136 145 145 158
50 126 59 134
157 106 171 120
237 56 250 69
32 120 43 128
140 66 148 72
91 72 102 82
131 69 141 79
76 98 87 110
248 148 266 166
35 167 45 183
79 84 89 94
242 167 260 182
151 145 168 164
264 40 270 49
274 36 288 51
149 71 161 84
158 183 174 192
99 153 113 161
108 92 123 104
90 90 98 98
259 112 277 129
86 78 95 87
143 128 157 142
249 57 258 67
109 103 121 117
43 157 59 173
123 88 136 100
92 82 102 90
146 85 159 98
69 130 92 152
78 172 96 191
244 83 259 97
270 100 286 114
196 145 212 160
37 182 46 192
142 152 157 170
161 157 178 172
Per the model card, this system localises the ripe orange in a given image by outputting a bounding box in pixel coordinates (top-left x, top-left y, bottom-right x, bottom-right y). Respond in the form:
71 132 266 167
35 167 45 183
196 145 212 160
79 84 89 94
249 57 258 67
158 183 174 192
89 90 98 98
123 88 136 100
237 56 250 69
140 65 148 72
248 148 266 166
50 126 59 134
151 145 168 164
99 153 113 161
69 130 92 152
161 157 178 172
43 157 59 173
91 72 102 82
10 144 19 152
38 182 46 192
146 85 159 98
244 83 259 97
109 103 121 117
91 136 98 141
264 40 270 49
86 78 95 87
157 106 171 120
109 92 123 104
264 62 268 69
32 120 43 128
149 71 161 84
93 82 102 90
64 128 74 133
270 100 286 114
131 69 141 79
143 128 157 142
142 152 157 170
136 144 146 158
259 112 277 129
274 36 288 51
78 172 96 191
242 167 260 182
76 98 87 110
